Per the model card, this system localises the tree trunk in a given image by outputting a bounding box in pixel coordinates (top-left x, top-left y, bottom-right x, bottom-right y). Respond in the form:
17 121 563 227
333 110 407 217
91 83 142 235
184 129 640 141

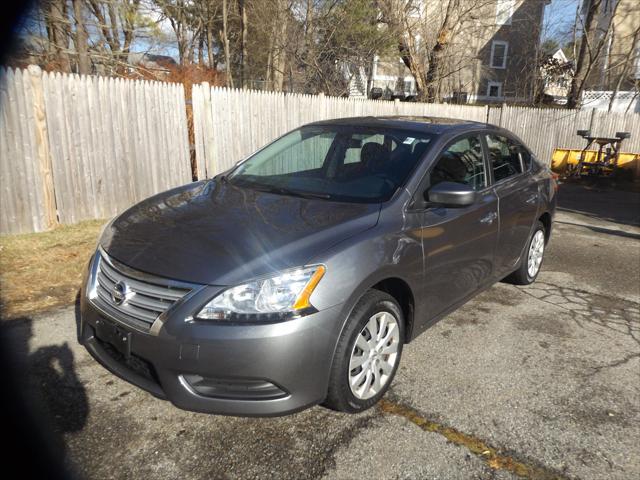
265 43 273 89
198 31 205 66
206 27 215 68
222 0 234 87
398 39 427 98
185 27 200 65
239 0 248 88
425 46 442 102
425 1 455 102
121 0 140 61
48 0 71 72
73 0 90 74
87 0 117 53
272 1 288 91
302 0 314 80
107 0 121 65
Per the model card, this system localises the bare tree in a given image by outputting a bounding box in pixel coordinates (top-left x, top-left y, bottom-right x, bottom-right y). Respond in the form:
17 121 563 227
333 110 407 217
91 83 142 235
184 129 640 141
566 0 621 109
380 0 499 102
154 0 198 64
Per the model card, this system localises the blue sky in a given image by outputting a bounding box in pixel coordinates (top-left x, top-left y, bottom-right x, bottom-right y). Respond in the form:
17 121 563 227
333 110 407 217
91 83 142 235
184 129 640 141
543 0 581 42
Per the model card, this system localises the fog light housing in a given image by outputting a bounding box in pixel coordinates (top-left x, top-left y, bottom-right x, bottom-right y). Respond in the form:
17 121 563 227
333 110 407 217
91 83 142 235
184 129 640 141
182 374 287 400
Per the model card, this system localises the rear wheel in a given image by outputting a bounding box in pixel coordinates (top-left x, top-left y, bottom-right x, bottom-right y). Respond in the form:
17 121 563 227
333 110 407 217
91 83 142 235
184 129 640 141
506 221 546 285
323 290 404 413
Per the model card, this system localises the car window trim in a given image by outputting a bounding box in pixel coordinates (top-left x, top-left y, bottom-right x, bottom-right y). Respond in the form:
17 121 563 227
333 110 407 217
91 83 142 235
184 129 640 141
407 131 492 211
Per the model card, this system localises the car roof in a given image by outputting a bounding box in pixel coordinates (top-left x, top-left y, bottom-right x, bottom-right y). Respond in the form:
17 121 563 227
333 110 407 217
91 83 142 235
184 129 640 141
306 116 497 135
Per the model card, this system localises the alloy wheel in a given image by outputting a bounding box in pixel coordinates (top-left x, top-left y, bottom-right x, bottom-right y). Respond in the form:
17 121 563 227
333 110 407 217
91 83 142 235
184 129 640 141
348 311 400 400
527 230 545 278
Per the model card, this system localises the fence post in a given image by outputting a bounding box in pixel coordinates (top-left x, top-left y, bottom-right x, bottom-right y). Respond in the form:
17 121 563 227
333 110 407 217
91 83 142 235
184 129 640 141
394 98 400 115
202 82 214 178
27 65 57 230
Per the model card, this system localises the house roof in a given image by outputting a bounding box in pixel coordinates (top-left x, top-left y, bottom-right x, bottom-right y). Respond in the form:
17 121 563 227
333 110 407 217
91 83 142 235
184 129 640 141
552 49 568 63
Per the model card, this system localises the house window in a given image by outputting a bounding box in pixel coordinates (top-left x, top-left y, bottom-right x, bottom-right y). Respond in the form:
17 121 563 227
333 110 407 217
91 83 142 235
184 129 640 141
487 81 503 98
403 79 413 92
490 41 508 69
496 0 515 25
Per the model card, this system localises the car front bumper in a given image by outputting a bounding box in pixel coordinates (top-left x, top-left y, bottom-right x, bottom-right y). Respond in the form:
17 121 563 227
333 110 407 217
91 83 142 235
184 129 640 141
79 258 346 417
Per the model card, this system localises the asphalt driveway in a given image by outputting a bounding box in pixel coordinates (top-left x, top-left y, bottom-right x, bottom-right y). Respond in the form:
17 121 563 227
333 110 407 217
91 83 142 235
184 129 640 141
3 183 639 480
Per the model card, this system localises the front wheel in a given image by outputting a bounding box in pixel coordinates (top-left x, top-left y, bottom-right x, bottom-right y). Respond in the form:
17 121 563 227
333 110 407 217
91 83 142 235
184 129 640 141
506 221 546 285
323 290 404 413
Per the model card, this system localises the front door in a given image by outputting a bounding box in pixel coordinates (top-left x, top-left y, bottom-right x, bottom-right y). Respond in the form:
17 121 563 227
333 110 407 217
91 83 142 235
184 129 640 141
419 134 499 320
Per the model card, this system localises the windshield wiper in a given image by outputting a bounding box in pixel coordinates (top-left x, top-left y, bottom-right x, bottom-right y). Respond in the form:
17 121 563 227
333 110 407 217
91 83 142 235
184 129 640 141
292 190 332 200
249 184 332 200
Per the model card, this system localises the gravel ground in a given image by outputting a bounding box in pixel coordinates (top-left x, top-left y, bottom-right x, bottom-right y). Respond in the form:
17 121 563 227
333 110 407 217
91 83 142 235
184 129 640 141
3 185 639 480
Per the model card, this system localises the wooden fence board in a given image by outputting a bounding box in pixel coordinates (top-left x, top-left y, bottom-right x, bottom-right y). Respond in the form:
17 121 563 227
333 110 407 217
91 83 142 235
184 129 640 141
193 87 640 178
0 67 192 234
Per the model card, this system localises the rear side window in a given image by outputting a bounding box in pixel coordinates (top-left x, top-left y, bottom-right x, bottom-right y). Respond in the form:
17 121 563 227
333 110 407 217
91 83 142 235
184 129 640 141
486 134 522 182
430 135 487 190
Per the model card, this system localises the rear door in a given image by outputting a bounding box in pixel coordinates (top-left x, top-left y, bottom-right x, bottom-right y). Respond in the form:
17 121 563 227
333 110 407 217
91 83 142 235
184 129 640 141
419 134 499 319
485 133 539 276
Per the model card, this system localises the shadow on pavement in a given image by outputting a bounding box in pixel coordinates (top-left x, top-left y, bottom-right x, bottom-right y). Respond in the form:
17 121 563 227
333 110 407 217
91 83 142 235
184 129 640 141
0 314 88 479
4 316 89 433
557 180 640 228
554 220 640 240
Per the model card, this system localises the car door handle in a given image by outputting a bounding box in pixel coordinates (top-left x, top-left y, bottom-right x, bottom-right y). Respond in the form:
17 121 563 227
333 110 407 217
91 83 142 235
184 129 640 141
480 212 497 224
525 194 538 205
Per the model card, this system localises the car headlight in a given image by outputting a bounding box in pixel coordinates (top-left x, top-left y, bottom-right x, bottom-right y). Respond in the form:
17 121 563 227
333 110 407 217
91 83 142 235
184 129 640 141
195 265 326 321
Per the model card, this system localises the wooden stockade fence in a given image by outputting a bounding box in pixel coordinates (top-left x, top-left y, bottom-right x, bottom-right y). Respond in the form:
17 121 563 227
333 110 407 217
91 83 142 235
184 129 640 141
192 86 640 180
0 66 191 234
2 67 639 234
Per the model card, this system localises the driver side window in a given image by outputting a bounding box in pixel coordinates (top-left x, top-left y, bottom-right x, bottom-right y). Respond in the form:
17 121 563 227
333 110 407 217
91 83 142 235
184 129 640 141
430 135 487 190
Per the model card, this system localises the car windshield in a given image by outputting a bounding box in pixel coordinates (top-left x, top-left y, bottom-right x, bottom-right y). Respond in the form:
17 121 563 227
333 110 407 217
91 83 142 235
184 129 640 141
228 125 435 203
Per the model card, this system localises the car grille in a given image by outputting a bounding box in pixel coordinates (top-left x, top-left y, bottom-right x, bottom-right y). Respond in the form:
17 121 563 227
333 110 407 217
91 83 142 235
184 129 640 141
91 250 195 331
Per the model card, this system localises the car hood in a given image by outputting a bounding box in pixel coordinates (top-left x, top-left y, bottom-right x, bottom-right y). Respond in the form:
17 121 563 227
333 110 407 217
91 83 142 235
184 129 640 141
100 180 380 285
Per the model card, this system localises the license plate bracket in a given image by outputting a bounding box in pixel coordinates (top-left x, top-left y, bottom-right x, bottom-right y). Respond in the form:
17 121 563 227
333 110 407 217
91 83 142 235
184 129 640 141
96 318 131 359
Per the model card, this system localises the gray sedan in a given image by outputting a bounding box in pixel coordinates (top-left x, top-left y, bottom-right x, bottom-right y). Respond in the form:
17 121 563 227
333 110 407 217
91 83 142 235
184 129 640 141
79 116 556 416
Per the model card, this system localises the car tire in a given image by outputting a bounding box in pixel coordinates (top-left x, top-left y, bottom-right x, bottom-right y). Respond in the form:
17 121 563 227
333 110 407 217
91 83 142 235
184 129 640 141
323 290 404 413
505 221 546 285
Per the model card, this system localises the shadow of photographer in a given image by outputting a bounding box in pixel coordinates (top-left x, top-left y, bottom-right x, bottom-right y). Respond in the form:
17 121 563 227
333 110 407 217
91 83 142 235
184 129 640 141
2 314 89 435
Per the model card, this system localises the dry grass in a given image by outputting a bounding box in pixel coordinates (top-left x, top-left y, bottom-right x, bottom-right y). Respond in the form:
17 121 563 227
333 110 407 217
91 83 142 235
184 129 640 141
0 220 106 319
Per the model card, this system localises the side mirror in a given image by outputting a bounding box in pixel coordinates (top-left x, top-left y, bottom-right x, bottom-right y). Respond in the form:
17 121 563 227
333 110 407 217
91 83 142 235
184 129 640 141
426 182 476 207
